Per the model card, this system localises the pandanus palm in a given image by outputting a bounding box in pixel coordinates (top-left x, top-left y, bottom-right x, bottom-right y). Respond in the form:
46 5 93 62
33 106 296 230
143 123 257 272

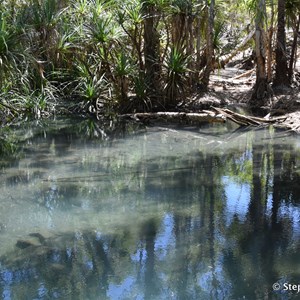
116 0 144 70
169 0 193 49
164 47 189 106
0 10 24 89
84 4 121 81
114 50 134 103
12 0 69 94
24 0 65 60
73 59 110 115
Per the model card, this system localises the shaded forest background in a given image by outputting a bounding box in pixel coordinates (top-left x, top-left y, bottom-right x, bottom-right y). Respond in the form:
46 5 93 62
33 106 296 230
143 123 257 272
0 0 300 122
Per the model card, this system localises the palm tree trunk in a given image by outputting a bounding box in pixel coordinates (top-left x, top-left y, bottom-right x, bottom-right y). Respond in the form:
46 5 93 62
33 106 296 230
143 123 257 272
143 2 161 104
273 0 289 88
267 0 274 82
201 0 215 91
251 0 270 106
195 15 202 78
288 14 300 81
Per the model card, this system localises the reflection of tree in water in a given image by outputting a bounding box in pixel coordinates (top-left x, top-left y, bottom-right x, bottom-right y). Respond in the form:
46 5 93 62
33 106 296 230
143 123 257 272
1 129 300 299
223 133 300 299
0 230 132 299
0 149 229 299
140 218 159 299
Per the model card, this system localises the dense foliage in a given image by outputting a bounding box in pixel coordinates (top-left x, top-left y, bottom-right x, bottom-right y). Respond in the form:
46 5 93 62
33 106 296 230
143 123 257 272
0 0 300 121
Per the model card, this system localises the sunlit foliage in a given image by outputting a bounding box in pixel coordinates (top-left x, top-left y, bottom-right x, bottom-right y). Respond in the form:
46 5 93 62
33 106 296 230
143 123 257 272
0 0 298 121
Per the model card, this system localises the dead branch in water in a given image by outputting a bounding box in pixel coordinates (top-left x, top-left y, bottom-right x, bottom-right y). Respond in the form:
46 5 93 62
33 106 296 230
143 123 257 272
120 107 300 133
211 107 286 126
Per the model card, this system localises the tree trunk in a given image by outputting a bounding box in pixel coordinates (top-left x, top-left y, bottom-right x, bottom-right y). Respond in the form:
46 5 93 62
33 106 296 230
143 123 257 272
267 0 274 82
273 0 290 89
195 10 202 82
171 13 186 49
251 0 270 106
187 14 195 88
288 14 300 82
201 0 215 91
143 2 161 105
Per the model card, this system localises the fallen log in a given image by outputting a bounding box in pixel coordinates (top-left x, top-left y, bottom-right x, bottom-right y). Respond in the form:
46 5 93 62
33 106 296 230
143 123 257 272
211 107 300 133
232 69 255 80
211 107 287 126
216 28 255 68
274 111 300 133
120 107 295 131
120 111 226 124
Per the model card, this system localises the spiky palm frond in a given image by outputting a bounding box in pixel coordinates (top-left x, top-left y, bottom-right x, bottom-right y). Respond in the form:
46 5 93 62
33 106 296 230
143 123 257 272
164 47 190 105
114 51 134 77
0 10 25 86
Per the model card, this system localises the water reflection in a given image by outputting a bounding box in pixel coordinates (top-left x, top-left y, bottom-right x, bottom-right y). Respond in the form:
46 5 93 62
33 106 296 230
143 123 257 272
0 124 300 299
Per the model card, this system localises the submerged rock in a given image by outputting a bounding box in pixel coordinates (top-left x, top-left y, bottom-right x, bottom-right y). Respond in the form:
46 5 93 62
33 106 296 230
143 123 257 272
15 233 48 249
16 240 35 249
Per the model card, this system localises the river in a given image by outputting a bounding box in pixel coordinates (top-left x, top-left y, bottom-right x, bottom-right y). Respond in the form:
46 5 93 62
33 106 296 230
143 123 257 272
0 119 300 299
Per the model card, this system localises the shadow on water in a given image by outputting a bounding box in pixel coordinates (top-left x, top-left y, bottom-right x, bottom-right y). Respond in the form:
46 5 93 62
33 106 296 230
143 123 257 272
0 122 300 299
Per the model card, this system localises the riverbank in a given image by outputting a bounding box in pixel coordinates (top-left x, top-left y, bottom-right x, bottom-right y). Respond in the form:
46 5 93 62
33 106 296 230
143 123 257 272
179 63 300 133
1 61 300 133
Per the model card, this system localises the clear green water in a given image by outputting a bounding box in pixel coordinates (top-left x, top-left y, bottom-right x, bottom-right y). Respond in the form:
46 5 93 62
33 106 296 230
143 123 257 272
0 120 300 299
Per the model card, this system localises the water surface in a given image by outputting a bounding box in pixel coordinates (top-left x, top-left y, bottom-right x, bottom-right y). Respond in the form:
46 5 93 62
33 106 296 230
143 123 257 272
0 120 300 299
